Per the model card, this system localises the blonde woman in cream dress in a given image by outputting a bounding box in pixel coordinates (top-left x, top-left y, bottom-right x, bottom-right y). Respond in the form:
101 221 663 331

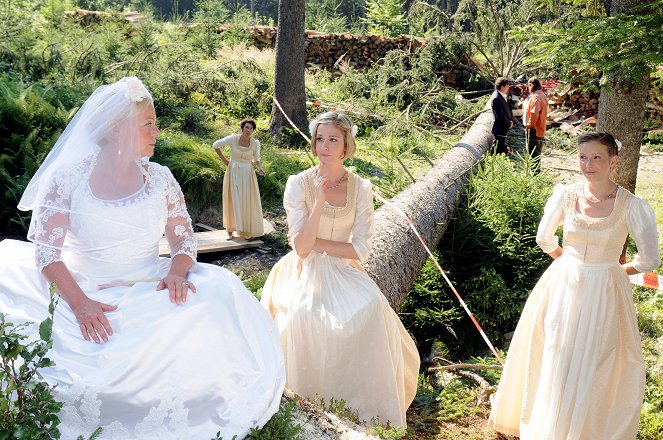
261 111 420 428
489 133 661 439
213 119 265 239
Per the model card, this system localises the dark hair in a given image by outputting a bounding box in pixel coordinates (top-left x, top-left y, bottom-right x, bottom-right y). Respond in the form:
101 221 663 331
239 119 256 130
578 132 620 156
494 77 510 90
528 77 542 91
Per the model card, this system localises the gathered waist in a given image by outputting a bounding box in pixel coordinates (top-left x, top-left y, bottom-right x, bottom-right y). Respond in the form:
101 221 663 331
559 252 621 268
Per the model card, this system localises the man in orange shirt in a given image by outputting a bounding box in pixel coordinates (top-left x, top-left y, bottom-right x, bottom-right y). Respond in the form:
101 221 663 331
525 77 548 173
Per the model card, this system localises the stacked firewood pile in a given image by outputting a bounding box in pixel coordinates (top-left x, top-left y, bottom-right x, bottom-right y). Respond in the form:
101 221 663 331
245 25 427 70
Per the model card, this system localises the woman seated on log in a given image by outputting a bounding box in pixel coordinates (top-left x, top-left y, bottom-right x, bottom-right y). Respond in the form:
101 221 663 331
260 111 420 427
0 77 285 439
489 132 660 439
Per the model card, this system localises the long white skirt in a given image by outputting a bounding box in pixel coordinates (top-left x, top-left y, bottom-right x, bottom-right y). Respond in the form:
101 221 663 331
0 239 285 440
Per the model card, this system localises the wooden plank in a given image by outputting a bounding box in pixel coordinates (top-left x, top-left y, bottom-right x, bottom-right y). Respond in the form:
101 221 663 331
159 220 276 256
159 230 263 256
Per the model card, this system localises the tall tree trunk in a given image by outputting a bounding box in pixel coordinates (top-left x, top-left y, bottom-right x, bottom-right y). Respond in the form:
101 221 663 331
364 107 494 310
597 73 648 193
597 0 650 193
269 0 308 137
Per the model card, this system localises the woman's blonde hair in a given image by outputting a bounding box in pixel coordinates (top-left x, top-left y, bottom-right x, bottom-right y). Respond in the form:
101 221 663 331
309 111 357 160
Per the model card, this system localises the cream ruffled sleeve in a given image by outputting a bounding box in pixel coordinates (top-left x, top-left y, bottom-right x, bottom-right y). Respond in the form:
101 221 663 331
627 197 661 273
253 139 261 162
350 177 375 264
212 134 237 149
536 184 566 253
283 174 307 255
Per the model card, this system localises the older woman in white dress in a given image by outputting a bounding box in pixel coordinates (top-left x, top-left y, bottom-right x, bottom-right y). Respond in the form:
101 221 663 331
260 111 420 427
0 78 285 439
489 132 660 439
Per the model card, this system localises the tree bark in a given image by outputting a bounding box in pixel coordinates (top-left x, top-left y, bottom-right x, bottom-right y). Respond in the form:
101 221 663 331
597 72 648 193
269 0 308 137
597 0 650 193
364 104 494 311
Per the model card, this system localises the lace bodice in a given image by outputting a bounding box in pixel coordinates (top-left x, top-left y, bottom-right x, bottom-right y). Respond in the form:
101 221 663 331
283 167 374 263
536 183 660 271
33 157 196 285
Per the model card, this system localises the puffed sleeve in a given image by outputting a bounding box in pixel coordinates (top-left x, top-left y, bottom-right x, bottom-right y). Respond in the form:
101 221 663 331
253 139 261 162
212 134 236 149
350 177 375 264
626 197 661 273
535 184 566 253
163 167 197 261
283 174 308 254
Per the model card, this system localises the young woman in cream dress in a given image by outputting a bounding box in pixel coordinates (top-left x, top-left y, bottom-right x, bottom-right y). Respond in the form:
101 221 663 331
260 111 420 427
213 119 266 239
489 133 660 439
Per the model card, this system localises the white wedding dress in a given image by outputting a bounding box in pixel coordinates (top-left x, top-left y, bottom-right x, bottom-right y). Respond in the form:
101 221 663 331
0 160 285 440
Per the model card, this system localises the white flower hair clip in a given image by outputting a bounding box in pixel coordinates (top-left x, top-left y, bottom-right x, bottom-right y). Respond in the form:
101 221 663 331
124 77 149 103
308 121 359 138
614 138 622 151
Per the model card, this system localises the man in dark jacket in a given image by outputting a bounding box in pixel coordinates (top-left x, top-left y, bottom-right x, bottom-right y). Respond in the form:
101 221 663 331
490 77 514 154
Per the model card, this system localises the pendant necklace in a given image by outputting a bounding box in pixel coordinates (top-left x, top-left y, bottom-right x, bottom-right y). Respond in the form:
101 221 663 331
583 185 617 203
316 167 347 190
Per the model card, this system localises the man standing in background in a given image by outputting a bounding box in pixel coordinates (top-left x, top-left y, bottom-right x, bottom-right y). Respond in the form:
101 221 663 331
526 77 548 172
490 77 514 154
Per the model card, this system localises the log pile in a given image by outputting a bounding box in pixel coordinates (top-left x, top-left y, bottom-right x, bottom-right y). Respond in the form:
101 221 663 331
243 25 427 70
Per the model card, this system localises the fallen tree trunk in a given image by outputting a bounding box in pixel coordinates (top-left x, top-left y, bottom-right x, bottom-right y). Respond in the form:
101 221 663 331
365 104 494 310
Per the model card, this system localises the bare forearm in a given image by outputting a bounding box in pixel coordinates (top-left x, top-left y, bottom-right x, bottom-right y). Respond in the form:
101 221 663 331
168 254 194 277
214 148 229 165
41 262 87 308
547 247 563 260
292 202 324 258
312 238 359 260
622 263 639 276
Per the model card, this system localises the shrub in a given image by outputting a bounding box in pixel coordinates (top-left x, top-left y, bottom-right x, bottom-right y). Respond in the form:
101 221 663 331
0 77 76 234
0 285 62 439
403 154 554 357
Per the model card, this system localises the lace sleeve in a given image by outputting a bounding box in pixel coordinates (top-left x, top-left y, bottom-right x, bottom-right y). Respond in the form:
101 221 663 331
350 177 375 264
163 168 197 261
33 170 75 271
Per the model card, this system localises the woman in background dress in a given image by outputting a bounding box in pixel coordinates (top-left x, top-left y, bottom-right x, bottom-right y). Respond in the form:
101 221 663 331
489 132 660 439
213 119 265 239
0 78 285 439
260 111 420 427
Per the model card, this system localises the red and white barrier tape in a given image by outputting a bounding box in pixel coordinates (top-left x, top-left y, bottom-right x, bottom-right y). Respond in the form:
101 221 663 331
630 273 663 290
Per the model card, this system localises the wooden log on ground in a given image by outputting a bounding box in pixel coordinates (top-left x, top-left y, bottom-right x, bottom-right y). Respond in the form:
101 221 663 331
364 104 494 310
